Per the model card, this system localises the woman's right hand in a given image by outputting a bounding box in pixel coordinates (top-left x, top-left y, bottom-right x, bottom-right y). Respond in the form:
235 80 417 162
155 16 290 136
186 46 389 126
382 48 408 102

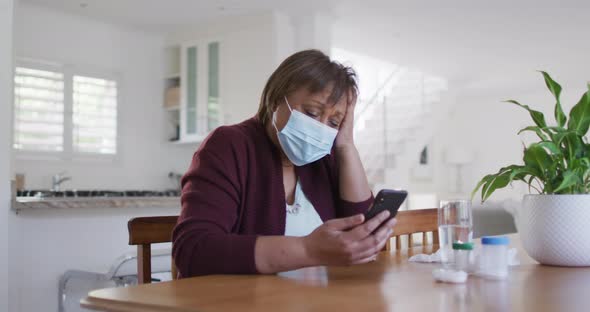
301 210 397 266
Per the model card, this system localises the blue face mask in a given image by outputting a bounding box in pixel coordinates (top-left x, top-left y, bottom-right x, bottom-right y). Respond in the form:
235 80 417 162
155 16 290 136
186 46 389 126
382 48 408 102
273 97 338 166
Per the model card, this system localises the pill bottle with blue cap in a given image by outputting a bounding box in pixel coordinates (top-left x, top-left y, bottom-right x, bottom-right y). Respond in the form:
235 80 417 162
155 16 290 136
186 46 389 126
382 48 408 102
478 236 510 279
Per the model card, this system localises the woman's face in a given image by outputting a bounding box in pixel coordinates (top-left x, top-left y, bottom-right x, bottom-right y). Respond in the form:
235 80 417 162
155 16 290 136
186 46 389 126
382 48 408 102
273 87 348 132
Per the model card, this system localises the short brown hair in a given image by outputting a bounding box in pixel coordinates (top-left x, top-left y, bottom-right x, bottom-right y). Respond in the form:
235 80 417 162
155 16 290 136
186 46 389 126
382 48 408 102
257 49 358 125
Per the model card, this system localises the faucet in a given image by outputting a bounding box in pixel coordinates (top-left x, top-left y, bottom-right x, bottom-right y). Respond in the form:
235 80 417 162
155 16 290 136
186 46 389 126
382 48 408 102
52 171 71 192
168 171 182 191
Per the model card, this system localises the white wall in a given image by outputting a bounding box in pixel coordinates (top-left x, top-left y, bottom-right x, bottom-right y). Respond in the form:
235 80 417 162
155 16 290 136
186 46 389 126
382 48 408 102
1 1 14 311
13 2 195 191
401 74 589 202
331 4 590 203
6 6 301 312
396 78 589 205
10 206 179 312
165 10 338 126
8 4 192 312
272 11 335 64
434 77 590 201
166 13 278 125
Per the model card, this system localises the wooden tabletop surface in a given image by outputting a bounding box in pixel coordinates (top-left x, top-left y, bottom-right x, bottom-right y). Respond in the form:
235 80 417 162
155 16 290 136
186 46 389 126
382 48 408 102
82 234 590 312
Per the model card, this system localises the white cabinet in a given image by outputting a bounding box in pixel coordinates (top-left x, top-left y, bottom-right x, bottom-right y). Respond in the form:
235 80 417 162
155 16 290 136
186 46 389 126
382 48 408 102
164 39 221 144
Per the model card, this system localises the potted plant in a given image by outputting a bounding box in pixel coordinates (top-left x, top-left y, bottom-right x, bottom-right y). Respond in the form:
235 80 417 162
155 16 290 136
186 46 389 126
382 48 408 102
472 72 590 266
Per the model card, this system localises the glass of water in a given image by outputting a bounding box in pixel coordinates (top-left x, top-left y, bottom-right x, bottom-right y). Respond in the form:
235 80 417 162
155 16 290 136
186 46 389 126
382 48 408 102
438 199 473 265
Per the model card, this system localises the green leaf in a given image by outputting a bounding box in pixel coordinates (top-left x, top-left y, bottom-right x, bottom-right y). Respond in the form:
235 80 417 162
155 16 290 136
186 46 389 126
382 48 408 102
551 131 571 145
474 76 590 200
567 90 590 135
474 165 532 202
562 132 585 163
553 170 582 193
508 166 536 186
505 100 547 128
523 144 553 180
543 127 567 133
569 158 590 172
481 171 512 202
506 166 527 179
526 176 542 193
518 126 549 141
539 71 566 127
536 141 562 155
471 174 496 201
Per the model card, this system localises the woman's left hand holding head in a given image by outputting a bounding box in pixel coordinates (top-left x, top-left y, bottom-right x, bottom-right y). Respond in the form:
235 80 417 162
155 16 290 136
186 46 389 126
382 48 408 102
334 92 357 150
332 91 371 202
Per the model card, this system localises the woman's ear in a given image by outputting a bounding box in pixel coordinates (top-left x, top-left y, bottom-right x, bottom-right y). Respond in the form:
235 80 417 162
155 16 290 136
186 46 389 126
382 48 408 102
270 101 282 126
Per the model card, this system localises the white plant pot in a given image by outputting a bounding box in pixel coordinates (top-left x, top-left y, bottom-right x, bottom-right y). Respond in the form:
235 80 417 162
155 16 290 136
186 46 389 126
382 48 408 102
514 195 590 266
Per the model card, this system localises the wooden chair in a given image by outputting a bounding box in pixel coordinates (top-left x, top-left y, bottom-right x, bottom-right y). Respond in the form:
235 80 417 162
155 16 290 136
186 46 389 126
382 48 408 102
386 208 439 251
128 216 179 284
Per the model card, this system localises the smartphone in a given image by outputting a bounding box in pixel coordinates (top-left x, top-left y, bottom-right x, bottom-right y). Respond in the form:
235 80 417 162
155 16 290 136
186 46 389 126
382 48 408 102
363 189 408 221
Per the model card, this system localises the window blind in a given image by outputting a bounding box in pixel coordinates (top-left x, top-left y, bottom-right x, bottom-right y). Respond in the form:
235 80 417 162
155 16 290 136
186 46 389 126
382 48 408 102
72 75 117 154
13 67 65 152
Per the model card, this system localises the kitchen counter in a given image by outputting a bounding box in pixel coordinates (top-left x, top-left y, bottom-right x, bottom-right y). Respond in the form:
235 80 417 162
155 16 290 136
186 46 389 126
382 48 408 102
12 196 181 211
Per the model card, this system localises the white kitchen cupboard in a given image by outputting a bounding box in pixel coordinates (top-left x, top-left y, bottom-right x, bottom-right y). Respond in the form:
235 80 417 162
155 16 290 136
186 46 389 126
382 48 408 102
164 39 222 144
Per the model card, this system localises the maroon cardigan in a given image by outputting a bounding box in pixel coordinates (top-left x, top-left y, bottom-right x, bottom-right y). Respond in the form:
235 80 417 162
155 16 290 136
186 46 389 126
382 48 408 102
172 117 373 277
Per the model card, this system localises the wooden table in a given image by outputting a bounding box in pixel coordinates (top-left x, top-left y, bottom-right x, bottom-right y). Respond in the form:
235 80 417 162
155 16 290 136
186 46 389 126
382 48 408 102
82 234 590 311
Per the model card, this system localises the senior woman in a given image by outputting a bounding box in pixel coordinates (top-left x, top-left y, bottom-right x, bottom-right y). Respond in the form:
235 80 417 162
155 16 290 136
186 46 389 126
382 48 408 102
172 49 397 277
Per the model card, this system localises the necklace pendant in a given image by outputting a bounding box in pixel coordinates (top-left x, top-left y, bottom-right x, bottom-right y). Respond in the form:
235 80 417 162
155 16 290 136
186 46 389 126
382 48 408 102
287 203 301 215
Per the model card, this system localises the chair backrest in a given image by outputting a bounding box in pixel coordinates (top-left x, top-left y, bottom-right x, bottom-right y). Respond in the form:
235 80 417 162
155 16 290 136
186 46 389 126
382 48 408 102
128 216 178 284
386 208 438 251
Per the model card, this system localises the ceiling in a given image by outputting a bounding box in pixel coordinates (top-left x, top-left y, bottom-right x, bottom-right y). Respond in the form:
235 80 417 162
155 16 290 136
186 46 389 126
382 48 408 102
20 0 333 33
21 0 589 32
20 0 590 87
331 1 590 87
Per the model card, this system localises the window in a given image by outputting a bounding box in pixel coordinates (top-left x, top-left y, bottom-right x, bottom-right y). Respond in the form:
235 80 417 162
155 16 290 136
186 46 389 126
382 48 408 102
186 46 197 134
207 41 220 130
13 67 65 152
181 40 221 141
73 75 117 154
13 61 118 158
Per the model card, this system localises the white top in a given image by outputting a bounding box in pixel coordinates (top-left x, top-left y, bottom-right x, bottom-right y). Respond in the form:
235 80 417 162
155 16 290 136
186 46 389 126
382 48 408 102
284 180 324 237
